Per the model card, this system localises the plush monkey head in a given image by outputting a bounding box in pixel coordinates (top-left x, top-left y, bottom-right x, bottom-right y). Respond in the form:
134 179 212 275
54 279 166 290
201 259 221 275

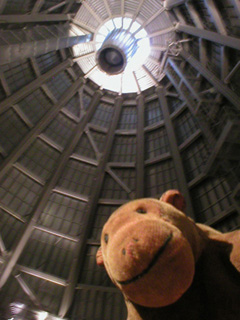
96 190 205 308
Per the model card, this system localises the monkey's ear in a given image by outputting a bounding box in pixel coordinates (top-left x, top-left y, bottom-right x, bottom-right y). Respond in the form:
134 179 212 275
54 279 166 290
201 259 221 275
160 190 186 213
96 247 104 266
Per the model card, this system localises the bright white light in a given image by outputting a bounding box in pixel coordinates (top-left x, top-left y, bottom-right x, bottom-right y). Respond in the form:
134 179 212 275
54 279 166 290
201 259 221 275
122 72 138 93
135 28 148 39
93 17 151 92
10 302 25 315
37 311 48 320
98 25 109 36
113 17 122 29
129 21 140 34
123 17 132 29
104 19 115 31
126 37 151 72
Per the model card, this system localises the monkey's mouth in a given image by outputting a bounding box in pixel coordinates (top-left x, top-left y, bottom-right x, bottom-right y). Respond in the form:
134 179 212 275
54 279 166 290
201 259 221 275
117 233 173 285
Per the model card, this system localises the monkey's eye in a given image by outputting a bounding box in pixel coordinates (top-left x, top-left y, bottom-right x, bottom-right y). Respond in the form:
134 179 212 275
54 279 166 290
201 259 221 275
136 208 147 214
104 234 109 244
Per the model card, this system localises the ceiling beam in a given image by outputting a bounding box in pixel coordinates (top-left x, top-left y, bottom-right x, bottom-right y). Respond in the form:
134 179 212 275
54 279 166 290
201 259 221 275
203 120 237 174
0 233 7 256
42 1 67 14
173 7 187 24
15 273 43 308
176 23 240 50
199 38 208 67
0 85 100 291
102 0 112 18
151 45 168 51
165 67 216 144
73 51 95 62
156 86 195 219
0 203 26 223
0 31 92 65
0 70 10 96
16 264 67 286
31 0 44 14
185 2 204 29
0 14 70 23
168 58 201 102
72 18 96 33
221 46 229 82
34 225 79 242
106 166 132 195
148 26 176 38
58 95 122 318
142 65 159 85
82 1 102 24
141 6 165 29
52 186 89 202
180 50 240 109
121 0 125 16
164 0 187 10
0 76 84 181
224 61 240 84
0 0 7 14
133 71 141 94
0 59 72 115
231 0 240 18
203 0 227 35
63 0 76 13
136 94 145 198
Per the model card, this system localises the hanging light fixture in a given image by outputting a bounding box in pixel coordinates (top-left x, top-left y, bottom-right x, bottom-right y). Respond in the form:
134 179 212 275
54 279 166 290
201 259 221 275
96 28 138 75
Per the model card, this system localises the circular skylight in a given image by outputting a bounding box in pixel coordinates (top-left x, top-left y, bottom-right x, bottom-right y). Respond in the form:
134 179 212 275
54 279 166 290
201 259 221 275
90 17 150 93
73 2 177 94
96 17 150 73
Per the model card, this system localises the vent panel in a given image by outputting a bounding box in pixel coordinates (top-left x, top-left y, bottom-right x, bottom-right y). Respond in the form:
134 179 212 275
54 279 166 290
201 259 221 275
0 168 43 219
145 160 179 197
0 109 29 154
57 159 96 196
19 229 76 278
39 193 87 237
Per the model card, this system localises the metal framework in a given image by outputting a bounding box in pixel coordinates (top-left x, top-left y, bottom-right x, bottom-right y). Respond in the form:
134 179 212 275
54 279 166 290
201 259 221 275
59 95 123 317
0 28 92 65
136 94 145 198
0 77 85 180
177 23 240 51
0 77 86 290
0 59 73 115
0 14 70 23
156 86 195 219
180 50 240 109
0 1 239 318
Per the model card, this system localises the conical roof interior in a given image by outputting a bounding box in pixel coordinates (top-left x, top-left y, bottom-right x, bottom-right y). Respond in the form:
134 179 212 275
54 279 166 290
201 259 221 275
0 1 239 319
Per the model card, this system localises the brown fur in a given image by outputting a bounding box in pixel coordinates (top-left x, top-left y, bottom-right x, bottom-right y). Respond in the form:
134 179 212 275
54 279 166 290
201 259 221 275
96 190 240 319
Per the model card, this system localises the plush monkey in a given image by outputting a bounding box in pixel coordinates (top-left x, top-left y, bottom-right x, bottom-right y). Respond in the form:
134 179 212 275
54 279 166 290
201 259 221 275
96 190 240 320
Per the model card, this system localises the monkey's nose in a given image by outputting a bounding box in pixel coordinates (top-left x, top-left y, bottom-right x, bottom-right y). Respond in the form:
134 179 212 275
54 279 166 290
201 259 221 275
122 241 139 259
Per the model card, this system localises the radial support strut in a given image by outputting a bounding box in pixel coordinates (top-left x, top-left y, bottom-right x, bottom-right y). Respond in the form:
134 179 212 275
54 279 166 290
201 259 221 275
156 86 195 219
58 95 123 318
177 23 240 51
0 59 72 115
0 25 92 65
0 81 102 290
180 50 240 109
136 94 145 198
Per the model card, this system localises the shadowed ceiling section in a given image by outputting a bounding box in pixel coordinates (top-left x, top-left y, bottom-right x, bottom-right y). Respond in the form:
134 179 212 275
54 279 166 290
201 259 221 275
0 0 239 319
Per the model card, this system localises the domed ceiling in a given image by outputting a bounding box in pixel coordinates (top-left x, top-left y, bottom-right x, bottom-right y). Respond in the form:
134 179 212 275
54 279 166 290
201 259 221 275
0 0 239 319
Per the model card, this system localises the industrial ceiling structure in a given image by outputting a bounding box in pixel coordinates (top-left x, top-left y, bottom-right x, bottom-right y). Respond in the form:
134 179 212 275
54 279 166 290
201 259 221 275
0 0 239 319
